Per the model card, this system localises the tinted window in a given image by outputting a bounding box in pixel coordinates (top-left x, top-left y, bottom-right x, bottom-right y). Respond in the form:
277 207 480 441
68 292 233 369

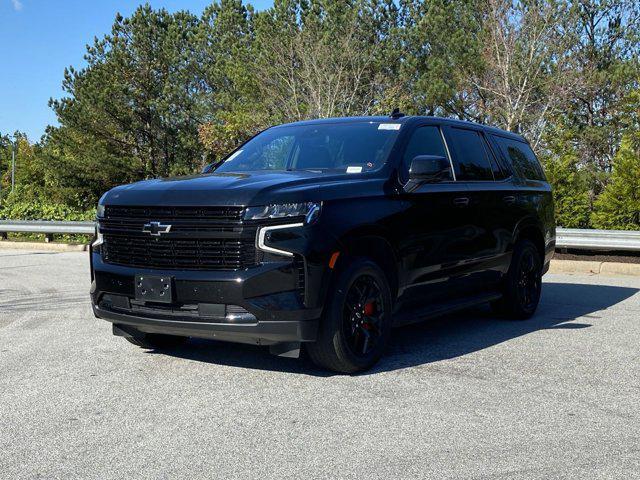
224 135 295 171
493 136 546 181
402 126 449 181
403 126 448 163
215 123 400 173
447 128 494 181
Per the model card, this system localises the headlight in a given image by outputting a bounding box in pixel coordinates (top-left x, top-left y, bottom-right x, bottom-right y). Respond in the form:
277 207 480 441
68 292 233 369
92 227 104 248
94 205 105 248
244 202 321 224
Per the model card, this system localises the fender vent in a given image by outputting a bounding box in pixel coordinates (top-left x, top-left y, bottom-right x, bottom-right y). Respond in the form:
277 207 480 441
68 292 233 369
294 255 306 304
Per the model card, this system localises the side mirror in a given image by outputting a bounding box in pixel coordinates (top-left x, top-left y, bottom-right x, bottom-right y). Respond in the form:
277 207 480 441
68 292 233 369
409 155 452 183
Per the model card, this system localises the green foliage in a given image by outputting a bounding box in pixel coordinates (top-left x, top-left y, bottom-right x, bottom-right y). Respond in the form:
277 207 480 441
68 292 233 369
399 0 484 116
0 186 95 221
1 0 639 232
541 125 592 228
40 126 140 209
552 0 640 190
196 0 266 161
49 5 205 179
0 186 95 243
543 155 592 228
591 135 640 230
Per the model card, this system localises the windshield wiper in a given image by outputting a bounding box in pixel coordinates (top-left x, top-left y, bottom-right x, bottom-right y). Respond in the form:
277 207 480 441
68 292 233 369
286 168 324 173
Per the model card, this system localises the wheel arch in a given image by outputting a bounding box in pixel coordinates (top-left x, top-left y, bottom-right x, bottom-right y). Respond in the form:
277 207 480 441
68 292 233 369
514 220 545 261
333 227 400 302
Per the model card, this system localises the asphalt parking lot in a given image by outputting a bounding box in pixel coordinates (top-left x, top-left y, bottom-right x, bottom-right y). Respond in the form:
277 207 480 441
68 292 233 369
1 249 639 479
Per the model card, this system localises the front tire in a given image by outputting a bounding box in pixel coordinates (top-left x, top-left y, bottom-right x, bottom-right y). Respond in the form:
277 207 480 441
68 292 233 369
492 239 542 319
307 257 393 373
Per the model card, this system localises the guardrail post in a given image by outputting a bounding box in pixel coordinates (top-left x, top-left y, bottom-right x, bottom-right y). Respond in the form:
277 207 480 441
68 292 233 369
45 233 54 243
0 232 7 240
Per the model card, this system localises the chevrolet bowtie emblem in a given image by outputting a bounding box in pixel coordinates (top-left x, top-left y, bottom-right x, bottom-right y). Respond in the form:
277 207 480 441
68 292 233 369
142 221 172 236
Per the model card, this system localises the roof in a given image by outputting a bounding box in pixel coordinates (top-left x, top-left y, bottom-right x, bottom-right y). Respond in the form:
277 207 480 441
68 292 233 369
274 115 526 142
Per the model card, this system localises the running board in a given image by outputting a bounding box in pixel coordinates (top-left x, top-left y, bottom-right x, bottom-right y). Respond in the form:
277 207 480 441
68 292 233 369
393 292 502 328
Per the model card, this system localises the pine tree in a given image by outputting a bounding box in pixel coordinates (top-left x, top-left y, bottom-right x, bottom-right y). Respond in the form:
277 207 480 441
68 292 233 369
50 6 203 179
591 135 640 230
542 125 593 228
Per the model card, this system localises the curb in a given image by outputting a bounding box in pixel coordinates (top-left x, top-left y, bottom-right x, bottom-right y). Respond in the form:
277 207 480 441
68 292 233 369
0 240 88 252
548 259 640 277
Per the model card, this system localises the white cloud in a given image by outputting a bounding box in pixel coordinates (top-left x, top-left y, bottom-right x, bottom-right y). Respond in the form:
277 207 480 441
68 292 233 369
11 0 23 11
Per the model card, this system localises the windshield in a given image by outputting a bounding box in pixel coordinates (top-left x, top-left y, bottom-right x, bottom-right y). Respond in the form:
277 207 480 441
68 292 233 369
214 122 401 174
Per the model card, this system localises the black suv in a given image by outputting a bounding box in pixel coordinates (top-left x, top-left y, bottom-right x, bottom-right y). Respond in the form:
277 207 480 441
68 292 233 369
90 115 555 373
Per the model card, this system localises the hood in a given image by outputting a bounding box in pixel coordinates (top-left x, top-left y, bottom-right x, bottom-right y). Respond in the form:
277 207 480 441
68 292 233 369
101 170 386 207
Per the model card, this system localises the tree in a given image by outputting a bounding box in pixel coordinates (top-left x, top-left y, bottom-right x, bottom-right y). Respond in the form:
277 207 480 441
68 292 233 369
543 130 591 228
398 0 484 117
50 5 204 179
196 0 265 161
39 125 140 209
470 0 574 148
0 133 13 195
557 0 640 195
2 0 637 230
0 132 42 199
253 0 389 121
591 134 640 229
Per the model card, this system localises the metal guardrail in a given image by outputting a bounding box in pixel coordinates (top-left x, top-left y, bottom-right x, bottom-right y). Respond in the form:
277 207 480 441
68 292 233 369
1 220 640 252
0 220 94 241
555 228 640 252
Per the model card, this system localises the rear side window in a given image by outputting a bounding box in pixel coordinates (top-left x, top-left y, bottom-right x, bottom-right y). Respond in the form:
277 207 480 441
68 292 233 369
447 128 494 181
493 136 546 181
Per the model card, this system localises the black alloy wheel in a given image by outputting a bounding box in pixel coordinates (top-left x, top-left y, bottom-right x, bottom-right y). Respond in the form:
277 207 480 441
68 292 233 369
306 257 392 373
516 247 541 312
492 239 543 319
342 274 385 357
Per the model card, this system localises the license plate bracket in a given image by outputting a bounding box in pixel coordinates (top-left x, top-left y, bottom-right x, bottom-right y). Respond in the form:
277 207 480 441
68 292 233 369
135 274 174 303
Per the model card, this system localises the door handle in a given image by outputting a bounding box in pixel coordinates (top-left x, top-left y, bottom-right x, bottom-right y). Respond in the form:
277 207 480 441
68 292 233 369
453 197 470 207
503 195 516 204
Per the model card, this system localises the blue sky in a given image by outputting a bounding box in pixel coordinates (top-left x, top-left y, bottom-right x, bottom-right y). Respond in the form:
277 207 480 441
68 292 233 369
0 0 273 142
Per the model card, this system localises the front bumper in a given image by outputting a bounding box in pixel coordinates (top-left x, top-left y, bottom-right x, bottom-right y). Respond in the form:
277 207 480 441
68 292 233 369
94 305 318 345
90 252 323 345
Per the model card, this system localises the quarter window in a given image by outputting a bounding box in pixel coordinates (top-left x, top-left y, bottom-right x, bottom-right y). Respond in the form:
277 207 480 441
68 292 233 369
493 136 546 181
447 128 495 181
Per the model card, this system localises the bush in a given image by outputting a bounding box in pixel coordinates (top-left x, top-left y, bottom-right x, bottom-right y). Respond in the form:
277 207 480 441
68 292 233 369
0 187 95 243
0 187 95 221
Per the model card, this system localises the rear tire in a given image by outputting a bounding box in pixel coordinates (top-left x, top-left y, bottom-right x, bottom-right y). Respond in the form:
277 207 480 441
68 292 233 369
125 333 188 350
306 257 393 374
492 239 542 319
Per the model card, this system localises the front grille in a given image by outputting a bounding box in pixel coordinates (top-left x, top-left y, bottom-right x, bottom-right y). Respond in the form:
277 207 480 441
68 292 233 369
101 206 244 234
100 205 257 270
104 205 243 221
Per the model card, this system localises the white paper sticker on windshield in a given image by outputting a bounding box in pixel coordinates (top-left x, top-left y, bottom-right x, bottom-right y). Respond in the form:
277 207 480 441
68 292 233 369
346 166 363 173
226 150 243 161
378 123 401 130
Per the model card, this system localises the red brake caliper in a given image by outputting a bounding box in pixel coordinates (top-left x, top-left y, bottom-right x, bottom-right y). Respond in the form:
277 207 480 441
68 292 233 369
362 302 376 329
